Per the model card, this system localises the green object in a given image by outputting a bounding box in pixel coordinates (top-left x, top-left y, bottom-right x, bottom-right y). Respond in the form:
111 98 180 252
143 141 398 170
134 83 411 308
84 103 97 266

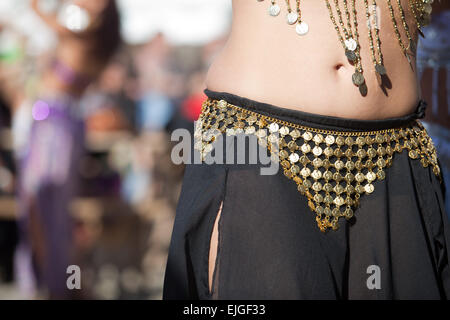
0 47 23 63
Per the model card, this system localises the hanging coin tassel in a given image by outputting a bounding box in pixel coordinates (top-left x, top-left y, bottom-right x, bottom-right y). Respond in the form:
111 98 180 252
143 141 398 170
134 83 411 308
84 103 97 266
294 0 309 36
268 0 281 16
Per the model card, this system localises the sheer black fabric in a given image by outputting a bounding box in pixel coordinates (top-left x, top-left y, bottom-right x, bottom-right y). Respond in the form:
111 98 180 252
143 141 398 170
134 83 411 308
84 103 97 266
163 90 450 300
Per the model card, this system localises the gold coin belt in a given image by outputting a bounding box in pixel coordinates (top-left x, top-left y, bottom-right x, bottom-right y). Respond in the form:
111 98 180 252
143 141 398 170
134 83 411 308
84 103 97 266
195 98 442 232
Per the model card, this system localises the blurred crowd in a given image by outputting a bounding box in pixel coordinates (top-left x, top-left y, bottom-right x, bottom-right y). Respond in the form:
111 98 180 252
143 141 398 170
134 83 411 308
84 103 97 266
0 0 448 301
0 0 227 299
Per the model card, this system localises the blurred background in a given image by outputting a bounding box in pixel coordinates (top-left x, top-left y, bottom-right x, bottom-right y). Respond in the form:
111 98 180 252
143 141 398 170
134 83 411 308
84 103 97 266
0 0 231 299
0 0 448 300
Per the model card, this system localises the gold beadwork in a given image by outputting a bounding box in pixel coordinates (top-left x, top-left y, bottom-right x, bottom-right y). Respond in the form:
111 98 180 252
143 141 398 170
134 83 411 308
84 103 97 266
197 99 442 232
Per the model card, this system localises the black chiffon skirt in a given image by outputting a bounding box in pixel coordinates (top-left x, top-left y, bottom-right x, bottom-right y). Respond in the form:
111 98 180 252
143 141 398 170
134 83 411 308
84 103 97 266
163 90 450 300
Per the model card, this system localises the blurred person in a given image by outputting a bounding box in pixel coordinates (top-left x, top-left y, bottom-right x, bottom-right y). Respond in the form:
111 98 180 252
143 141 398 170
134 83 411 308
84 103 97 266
164 1 450 300
170 70 207 134
417 1 450 216
82 53 138 133
0 24 23 288
135 34 175 132
16 0 120 298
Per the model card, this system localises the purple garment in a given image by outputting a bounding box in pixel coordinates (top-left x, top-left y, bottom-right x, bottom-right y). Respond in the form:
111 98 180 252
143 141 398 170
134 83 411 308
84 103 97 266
16 94 84 298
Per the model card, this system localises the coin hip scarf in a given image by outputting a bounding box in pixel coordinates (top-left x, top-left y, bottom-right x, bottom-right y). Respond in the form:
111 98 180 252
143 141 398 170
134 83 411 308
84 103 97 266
164 90 450 300
196 93 441 232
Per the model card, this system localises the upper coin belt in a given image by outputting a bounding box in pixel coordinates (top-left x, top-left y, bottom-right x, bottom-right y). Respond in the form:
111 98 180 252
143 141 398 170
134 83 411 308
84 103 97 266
195 98 441 232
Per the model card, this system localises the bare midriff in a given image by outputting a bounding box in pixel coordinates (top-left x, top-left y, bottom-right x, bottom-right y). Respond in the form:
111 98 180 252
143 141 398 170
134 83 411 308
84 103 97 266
206 0 422 120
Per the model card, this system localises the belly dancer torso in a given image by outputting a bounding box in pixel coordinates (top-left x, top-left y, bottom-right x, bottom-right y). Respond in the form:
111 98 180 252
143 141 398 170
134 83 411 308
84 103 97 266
207 0 421 119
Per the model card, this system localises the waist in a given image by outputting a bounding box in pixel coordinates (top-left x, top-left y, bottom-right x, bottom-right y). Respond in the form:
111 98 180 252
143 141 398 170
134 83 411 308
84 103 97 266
206 57 420 120
204 90 427 132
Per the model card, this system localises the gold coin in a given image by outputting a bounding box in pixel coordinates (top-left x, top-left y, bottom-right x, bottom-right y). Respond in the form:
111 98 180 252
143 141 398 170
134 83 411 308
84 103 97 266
298 184 306 194
366 171 376 182
345 149 354 158
345 208 354 219
290 129 301 139
289 153 300 163
303 179 312 188
256 129 266 138
334 197 345 206
345 137 354 146
334 184 345 195
269 123 279 133
217 100 227 110
345 161 355 170
316 206 324 214
291 165 300 175
301 143 311 153
268 134 278 143
323 182 333 192
281 160 291 169
313 182 323 192
323 171 333 180
345 185 355 194
364 184 375 194
247 114 257 124
334 149 343 157
325 135 335 145
288 141 298 151
303 131 313 141
333 172 343 182
336 136 345 146
312 170 322 180
356 185 365 193
312 158 323 167
376 170 386 180
301 167 311 178
245 126 256 135
375 64 387 75
355 173 365 183
409 150 419 159
377 146 386 156
300 155 310 165
345 50 357 61
356 137 366 146
367 148 377 158
226 128 236 136
313 134 324 144
314 194 324 203
313 146 323 156
352 72 365 86
345 172 355 182
357 149 367 158
334 160 345 170
277 126 289 136
355 160 364 170
365 160 375 169
377 158 387 167
324 147 334 157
